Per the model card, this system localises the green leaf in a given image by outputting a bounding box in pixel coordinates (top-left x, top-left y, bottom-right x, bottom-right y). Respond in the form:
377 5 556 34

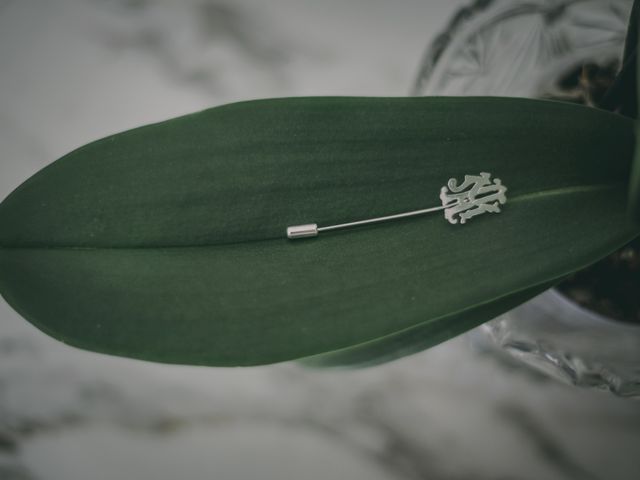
299 279 559 368
601 0 639 117
0 97 637 366
624 1 640 62
601 0 640 220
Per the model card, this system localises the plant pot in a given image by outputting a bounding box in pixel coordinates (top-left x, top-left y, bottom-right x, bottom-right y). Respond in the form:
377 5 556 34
414 0 640 397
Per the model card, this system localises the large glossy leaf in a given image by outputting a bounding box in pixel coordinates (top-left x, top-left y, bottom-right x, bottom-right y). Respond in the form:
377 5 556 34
0 97 637 366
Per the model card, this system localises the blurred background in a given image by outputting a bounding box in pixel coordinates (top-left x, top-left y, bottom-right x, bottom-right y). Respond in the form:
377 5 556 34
1 1 640 479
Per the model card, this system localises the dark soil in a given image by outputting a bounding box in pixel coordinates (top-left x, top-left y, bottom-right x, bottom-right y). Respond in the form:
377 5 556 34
557 238 640 324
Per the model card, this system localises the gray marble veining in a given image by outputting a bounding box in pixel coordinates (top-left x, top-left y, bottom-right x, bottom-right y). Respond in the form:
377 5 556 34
1 1 640 480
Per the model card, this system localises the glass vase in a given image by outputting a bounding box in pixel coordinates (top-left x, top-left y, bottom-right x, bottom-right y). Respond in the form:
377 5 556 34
414 0 640 397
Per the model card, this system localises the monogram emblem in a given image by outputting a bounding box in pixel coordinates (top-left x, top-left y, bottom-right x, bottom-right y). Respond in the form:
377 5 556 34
440 172 507 224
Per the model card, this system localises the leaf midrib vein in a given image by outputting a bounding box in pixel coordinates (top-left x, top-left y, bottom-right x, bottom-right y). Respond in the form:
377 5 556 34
0 183 621 251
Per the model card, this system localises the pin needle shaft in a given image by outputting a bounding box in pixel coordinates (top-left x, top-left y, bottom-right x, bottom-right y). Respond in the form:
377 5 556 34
287 205 447 239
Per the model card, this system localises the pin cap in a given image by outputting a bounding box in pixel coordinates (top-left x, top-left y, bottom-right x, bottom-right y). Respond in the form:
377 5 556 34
287 224 318 239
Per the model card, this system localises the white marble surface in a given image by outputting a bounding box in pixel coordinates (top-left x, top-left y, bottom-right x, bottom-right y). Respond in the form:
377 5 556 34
1 1 640 479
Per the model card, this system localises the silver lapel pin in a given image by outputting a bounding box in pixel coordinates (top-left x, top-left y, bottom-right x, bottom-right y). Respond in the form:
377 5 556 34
287 172 507 239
